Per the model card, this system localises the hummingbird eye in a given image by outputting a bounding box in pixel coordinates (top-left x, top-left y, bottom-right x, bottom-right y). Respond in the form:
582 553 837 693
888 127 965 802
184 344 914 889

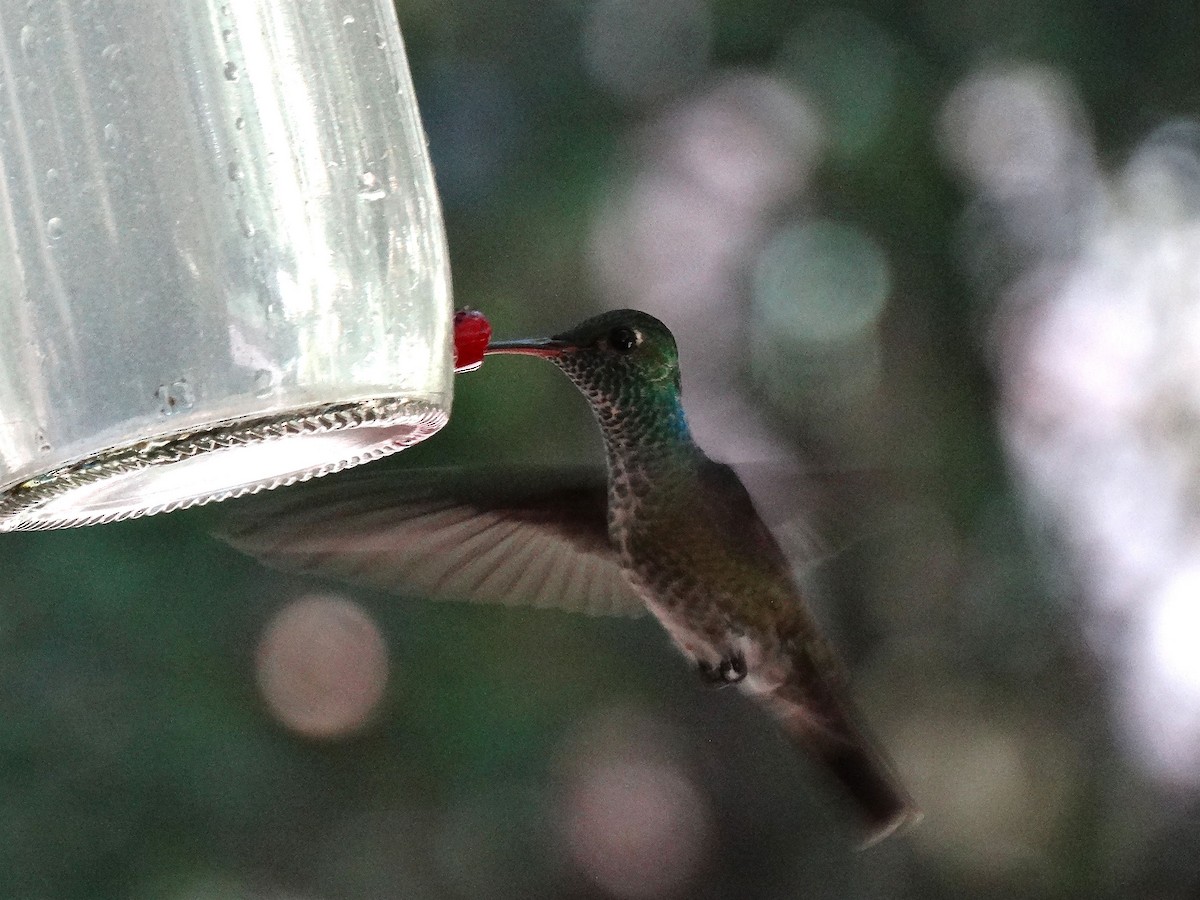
608 326 640 353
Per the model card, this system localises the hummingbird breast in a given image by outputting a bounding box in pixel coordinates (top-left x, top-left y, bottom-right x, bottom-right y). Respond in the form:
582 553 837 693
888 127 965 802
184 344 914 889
605 447 810 683
573 374 816 684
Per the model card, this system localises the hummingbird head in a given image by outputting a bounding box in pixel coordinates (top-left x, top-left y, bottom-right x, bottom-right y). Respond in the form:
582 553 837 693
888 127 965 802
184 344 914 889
487 309 682 400
487 309 690 449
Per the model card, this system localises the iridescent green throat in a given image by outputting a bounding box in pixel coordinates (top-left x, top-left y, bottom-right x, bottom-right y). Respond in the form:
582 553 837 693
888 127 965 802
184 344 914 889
557 357 696 472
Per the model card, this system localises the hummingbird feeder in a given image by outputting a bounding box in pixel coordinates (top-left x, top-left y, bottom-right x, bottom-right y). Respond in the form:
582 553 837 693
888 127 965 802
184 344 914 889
0 0 453 531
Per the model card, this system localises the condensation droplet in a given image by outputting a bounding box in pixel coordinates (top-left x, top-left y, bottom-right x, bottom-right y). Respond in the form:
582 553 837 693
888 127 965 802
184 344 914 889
342 14 356 26
35 430 51 453
101 42 121 62
235 116 246 130
357 171 386 201
222 28 233 42
45 217 64 241
236 208 255 237
227 161 243 182
19 24 36 56
155 379 195 416
374 32 387 50
45 167 58 185
103 122 119 147
253 369 275 397
223 61 239 81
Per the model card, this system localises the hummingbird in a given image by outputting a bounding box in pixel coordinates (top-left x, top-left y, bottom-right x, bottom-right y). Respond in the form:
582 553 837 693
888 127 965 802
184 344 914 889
222 309 918 844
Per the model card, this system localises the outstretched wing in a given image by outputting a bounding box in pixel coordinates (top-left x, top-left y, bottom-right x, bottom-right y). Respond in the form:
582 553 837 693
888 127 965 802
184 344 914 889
218 463 646 617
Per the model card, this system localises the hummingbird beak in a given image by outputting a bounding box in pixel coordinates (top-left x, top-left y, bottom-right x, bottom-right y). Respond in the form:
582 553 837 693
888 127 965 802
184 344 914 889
485 337 572 359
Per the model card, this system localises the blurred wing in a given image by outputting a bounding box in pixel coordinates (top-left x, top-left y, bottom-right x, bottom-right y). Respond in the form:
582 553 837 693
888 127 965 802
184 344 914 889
218 464 646 617
698 459 796 571
731 461 896 575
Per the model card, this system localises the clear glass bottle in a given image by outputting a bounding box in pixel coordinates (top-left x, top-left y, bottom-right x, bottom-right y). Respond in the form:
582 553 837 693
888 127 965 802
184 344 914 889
0 0 452 530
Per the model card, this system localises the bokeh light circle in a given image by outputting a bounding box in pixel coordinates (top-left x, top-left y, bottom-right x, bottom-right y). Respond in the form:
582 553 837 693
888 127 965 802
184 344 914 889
1147 565 1200 697
753 220 891 344
776 10 901 159
256 594 389 738
555 708 713 900
564 759 710 899
939 64 1088 197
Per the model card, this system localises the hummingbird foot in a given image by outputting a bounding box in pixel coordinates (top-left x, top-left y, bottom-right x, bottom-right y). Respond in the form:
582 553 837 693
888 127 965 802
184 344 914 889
697 651 747 687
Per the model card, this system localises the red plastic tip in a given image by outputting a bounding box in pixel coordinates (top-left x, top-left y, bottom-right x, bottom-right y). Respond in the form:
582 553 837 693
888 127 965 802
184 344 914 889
453 308 492 373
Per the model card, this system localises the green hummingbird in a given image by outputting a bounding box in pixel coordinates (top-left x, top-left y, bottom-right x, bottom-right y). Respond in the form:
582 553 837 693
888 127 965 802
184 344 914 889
223 309 918 844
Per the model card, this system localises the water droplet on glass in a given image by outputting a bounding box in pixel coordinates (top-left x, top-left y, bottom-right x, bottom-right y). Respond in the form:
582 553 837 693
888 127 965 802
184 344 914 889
358 171 386 201
45 167 58 185
45 217 64 241
101 43 120 62
253 369 275 397
35 430 51 453
19 24 36 56
374 32 387 49
227 161 243 182
223 61 239 82
235 116 246 130
156 379 195 416
222 28 233 42
236 208 255 237
342 14 355 26
103 122 119 147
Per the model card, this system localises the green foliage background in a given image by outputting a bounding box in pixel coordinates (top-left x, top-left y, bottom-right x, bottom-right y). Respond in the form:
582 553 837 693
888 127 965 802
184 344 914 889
3 1 1200 898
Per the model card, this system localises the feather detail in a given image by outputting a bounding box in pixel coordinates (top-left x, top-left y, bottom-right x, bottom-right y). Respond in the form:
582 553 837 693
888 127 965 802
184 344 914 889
217 464 646 617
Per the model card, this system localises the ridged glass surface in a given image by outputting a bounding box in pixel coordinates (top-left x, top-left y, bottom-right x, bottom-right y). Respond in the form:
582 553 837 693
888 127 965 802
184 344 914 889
0 0 452 529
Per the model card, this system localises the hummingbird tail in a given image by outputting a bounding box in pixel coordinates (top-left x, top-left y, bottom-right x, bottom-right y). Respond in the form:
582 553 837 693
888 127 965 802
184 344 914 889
761 680 920 846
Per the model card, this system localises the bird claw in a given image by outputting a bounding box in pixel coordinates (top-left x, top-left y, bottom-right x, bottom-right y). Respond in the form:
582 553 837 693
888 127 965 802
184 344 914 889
697 652 747 687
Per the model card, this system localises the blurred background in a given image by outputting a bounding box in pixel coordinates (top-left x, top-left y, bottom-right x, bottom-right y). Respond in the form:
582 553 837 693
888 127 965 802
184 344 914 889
5 0 1200 897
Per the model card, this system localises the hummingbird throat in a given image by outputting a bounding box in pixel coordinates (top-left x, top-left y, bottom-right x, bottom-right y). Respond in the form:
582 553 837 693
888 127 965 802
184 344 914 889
552 354 692 460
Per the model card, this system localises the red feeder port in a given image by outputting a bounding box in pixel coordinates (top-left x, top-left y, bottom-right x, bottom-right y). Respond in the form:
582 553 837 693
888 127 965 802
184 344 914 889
453 308 492 373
